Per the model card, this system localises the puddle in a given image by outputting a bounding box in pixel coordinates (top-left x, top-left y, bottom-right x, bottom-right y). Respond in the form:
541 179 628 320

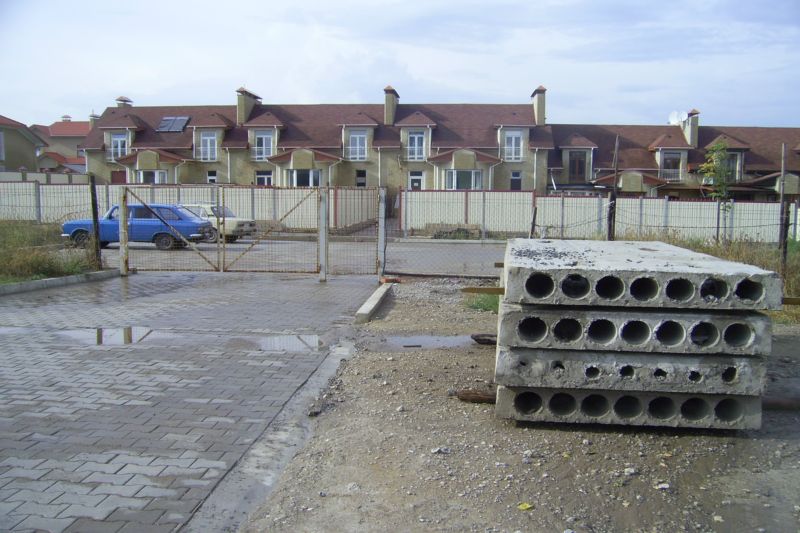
57 327 180 346
258 335 319 351
379 335 474 351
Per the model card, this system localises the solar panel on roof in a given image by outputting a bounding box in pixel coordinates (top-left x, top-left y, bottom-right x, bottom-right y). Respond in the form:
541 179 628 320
156 117 175 132
155 116 189 132
170 116 189 131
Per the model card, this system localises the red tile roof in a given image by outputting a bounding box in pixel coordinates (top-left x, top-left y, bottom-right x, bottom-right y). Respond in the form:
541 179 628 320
48 120 91 137
692 126 800 172
40 151 85 165
0 114 26 128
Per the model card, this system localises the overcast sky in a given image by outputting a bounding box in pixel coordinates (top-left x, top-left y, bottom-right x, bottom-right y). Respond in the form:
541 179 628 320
1 0 798 127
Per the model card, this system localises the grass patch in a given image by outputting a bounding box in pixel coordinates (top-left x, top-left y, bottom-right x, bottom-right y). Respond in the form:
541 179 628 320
466 293 500 313
0 221 97 284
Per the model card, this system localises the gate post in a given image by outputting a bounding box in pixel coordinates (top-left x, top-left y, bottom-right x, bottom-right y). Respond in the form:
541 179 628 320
119 187 129 276
318 187 329 282
378 188 386 275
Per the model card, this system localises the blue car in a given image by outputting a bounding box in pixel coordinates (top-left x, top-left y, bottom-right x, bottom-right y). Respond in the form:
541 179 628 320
62 204 213 250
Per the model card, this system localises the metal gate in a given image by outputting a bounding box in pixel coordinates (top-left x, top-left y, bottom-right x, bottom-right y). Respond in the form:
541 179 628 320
116 185 380 275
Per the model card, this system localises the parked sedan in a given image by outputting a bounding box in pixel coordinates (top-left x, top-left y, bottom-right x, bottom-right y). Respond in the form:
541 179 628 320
62 204 213 250
181 203 257 243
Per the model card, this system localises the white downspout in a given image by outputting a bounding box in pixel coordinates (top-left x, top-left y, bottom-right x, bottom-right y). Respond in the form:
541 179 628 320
226 148 231 183
498 125 503 160
377 147 382 187
533 148 539 192
327 160 341 187
175 159 187 184
488 161 501 190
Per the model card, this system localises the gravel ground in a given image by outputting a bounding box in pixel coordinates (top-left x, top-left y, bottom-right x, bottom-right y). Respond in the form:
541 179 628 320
241 278 800 533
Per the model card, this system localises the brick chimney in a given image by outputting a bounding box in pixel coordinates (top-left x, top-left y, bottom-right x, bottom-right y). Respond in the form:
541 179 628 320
236 87 261 125
682 109 700 148
116 96 132 108
384 86 399 126
532 86 546 126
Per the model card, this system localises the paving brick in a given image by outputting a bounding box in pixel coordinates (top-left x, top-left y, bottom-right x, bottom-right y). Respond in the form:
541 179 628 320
63 518 125 533
0 467 48 480
6 488 62 504
52 492 108 506
58 503 115 521
106 508 164 525
11 500 69 518
76 461 124 474
82 472 134 485
12 515 76 533
45 481 95 495
117 464 165 477
91 484 145 497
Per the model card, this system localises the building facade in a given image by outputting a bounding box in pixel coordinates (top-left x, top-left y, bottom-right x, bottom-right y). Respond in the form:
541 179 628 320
30 115 92 173
0 114 46 172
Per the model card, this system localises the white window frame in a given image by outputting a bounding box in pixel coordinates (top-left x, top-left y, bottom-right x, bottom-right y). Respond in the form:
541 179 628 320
724 152 742 182
291 169 321 187
510 171 522 191
407 130 425 161
253 130 273 160
445 169 482 190
504 131 523 161
207 170 217 184
348 130 367 161
355 169 367 187
137 170 167 184
659 150 683 182
109 133 127 161
408 170 424 190
198 131 217 162
255 170 273 186
0 131 5 161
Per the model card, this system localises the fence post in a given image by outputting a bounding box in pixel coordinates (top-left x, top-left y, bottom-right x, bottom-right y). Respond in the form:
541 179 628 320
403 188 409 238
780 200 791 273
119 187 129 276
728 199 735 241
318 188 328 282
606 191 616 241
662 196 669 232
793 198 799 241
560 192 565 239
250 186 256 220
597 195 603 235
715 200 721 243
34 181 42 223
377 188 386 275
638 195 644 237
89 176 101 270
481 190 487 240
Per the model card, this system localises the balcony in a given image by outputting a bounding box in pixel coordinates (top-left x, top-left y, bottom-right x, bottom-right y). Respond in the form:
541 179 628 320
105 150 128 162
345 145 367 161
503 149 524 162
406 149 425 162
659 168 683 182
251 147 273 161
195 148 217 162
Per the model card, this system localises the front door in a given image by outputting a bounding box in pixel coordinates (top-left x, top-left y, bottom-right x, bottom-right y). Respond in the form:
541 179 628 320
111 170 126 184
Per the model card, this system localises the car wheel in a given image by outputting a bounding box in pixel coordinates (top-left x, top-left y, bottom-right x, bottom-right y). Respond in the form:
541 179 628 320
224 235 238 243
205 228 219 242
72 230 89 247
154 233 176 250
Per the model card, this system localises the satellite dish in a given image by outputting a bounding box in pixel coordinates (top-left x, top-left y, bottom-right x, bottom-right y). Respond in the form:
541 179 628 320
679 111 689 122
668 111 680 125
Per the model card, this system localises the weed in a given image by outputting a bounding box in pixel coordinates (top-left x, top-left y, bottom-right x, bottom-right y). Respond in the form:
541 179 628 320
466 293 500 313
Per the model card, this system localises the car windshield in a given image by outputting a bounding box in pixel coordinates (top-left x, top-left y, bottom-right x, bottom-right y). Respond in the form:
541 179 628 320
210 206 237 218
183 205 206 218
174 206 204 221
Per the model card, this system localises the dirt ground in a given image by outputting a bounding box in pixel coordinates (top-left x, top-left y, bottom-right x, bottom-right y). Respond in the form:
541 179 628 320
241 278 800 533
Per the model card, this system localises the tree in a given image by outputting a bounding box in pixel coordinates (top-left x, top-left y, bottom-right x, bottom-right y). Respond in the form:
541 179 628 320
699 141 731 201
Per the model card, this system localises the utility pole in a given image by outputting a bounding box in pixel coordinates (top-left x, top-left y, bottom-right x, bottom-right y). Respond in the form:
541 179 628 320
607 135 619 241
778 143 789 273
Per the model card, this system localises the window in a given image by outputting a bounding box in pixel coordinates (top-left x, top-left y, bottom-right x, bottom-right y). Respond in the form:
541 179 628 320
198 131 217 161
108 133 127 161
256 170 273 186
348 130 367 160
155 207 180 221
510 171 522 191
407 130 425 160
723 152 741 181
567 151 588 183
660 151 682 182
292 169 321 187
207 170 217 184
504 131 523 161
445 170 482 190
356 169 367 187
0 131 4 160
130 206 155 219
408 170 423 190
253 130 273 160
138 170 167 184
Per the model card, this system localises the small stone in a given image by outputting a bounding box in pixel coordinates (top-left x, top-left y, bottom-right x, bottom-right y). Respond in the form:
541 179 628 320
387 357 394 361
431 447 451 455
713 515 724 522
655 483 670 490
624 467 637 476
396 405 405 412
319 491 327 497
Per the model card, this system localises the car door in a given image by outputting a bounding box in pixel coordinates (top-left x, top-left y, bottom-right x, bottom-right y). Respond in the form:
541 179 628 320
128 206 163 242
98 207 121 242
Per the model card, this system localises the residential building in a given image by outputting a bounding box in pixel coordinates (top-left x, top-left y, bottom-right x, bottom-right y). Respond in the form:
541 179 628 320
30 115 92 173
0 114 46 172
81 87 800 201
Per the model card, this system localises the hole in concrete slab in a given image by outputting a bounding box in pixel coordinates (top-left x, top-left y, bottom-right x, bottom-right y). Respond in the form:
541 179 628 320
681 398 711 421
561 274 591 299
585 366 601 379
518 359 528 367
630 277 659 301
581 394 610 417
596 276 625 300
721 366 738 383
526 273 555 299
655 320 685 347
553 318 582 342
648 397 677 419
701 278 729 301
715 398 744 422
549 393 577 416
551 361 565 371
514 392 543 415
666 278 695 302
614 396 643 418
621 320 651 345
688 370 703 382
653 368 667 379
619 365 635 378
724 323 753 347
518 317 547 343
587 319 615 344
690 322 719 347
735 279 764 303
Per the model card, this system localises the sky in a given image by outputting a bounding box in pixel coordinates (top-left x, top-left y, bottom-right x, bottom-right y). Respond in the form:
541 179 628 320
1 0 798 128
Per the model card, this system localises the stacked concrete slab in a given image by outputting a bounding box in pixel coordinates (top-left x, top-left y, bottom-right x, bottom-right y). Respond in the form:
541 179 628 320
494 239 782 429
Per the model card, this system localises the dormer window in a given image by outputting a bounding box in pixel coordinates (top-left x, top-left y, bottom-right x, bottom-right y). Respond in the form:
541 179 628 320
253 130 273 160
407 130 425 161
504 130 523 161
348 130 367 161
107 133 127 161
723 152 742 182
197 131 217 161
659 151 683 182
567 150 589 183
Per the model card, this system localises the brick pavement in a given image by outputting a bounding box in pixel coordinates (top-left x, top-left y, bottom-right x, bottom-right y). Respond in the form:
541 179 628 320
0 273 374 532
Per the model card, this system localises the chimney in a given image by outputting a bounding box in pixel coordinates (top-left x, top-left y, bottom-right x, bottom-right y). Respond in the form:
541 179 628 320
116 96 132 108
236 87 261 125
682 109 700 148
89 111 100 128
532 86 546 126
384 85 399 126
61 114 72 122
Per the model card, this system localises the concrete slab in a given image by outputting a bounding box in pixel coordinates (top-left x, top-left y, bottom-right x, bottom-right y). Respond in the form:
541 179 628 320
495 385 761 429
494 346 766 395
355 283 393 324
503 239 782 310
498 302 771 356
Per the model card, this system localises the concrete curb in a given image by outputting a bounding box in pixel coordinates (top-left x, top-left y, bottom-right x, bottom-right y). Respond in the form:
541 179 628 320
355 283 393 324
0 269 122 297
